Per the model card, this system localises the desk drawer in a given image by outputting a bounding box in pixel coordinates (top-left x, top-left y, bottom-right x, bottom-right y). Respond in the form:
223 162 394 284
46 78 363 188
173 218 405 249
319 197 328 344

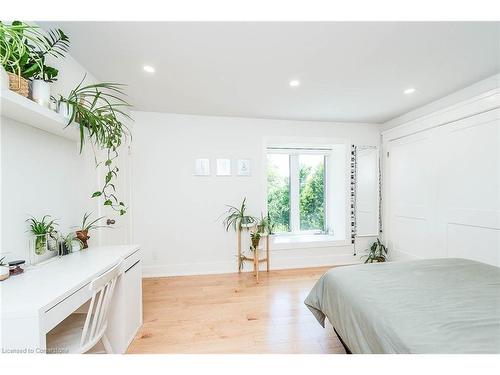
122 248 141 273
43 284 92 333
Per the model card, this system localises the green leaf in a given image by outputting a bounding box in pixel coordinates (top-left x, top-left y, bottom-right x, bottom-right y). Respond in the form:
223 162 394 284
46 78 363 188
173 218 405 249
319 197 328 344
91 191 102 198
104 199 112 206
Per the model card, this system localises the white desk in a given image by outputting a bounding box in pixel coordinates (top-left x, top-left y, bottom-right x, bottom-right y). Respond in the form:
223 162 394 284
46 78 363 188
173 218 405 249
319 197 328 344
0 245 142 354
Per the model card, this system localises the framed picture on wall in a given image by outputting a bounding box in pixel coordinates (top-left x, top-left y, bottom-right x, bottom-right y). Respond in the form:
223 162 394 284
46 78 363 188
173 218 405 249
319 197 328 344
216 159 231 176
237 159 251 176
194 158 210 176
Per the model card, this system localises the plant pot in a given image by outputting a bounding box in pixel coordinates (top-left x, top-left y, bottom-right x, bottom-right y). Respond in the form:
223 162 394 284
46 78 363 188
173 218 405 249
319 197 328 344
7 72 29 97
57 101 73 120
0 66 9 90
76 230 90 249
34 234 48 256
31 80 51 107
0 265 9 281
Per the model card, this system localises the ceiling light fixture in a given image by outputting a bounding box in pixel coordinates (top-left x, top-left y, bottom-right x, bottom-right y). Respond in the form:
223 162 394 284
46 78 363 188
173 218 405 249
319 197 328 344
289 80 300 87
143 65 155 73
404 87 416 94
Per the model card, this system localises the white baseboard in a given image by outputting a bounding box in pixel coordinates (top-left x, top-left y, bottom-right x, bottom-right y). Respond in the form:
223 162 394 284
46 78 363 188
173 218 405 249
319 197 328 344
142 251 362 278
388 249 420 262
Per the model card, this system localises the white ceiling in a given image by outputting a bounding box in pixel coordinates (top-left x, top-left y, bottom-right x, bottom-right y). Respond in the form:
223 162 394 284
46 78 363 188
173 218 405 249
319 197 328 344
39 22 500 123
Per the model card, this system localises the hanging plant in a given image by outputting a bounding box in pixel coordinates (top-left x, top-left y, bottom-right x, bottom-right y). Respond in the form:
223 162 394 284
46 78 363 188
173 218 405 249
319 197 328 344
59 76 132 215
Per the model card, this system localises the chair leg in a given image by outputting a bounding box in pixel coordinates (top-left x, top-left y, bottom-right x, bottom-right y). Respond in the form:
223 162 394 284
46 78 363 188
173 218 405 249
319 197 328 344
102 334 113 354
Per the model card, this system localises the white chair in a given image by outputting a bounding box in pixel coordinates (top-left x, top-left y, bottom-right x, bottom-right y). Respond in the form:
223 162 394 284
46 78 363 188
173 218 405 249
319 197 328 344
46 261 122 354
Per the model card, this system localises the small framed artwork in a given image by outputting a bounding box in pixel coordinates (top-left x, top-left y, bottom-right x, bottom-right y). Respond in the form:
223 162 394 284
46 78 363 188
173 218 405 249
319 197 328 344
237 159 251 176
216 159 231 176
194 158 210 176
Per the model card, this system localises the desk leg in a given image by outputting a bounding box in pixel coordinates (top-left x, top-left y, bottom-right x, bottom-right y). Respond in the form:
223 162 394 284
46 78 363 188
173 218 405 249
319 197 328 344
1 315 45 353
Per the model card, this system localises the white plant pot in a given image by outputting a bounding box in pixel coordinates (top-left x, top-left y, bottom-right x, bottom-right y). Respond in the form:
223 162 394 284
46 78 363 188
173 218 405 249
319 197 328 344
0 265 9 281
57 101 73 120
31 80 51 107
0 66 8 90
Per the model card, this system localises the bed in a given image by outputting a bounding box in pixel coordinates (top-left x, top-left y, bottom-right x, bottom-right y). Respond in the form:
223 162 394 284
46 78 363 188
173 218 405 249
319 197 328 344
304 258 500 354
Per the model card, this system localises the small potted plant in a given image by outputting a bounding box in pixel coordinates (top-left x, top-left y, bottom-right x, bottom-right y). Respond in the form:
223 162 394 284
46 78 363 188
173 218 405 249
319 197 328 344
26 215 58 255
75 212 105 249
250 231 261 251
220 197 256 232
0 256 9 281
58 233 83 256
362 238 388 263
29 28 69 107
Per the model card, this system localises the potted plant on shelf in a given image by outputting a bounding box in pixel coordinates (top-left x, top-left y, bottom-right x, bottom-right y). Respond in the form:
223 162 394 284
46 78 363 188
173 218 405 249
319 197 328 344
0 21 69 101
0 21 41 96
75 212 105 249
0 257 9 281
220 197 256 232
362 238 388 263
58 77 132 215
26 215 58 255
28 28 69 107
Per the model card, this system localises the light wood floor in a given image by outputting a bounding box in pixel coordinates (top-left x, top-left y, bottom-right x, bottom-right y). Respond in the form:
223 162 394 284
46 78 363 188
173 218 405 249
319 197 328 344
127 267 345 354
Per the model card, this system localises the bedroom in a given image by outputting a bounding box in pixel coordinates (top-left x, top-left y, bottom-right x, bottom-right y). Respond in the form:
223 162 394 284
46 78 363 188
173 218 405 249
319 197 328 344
1 1 499 373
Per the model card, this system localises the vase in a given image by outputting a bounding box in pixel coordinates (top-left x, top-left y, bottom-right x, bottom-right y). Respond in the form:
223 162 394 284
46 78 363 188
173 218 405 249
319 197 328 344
0 266 9 281
31 80 51 107
34 234 48 256
76 230 90 249
57 101 73 119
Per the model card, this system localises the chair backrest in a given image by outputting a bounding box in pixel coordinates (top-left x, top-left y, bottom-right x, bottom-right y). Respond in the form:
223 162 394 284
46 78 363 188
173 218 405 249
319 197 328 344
80 261 122 353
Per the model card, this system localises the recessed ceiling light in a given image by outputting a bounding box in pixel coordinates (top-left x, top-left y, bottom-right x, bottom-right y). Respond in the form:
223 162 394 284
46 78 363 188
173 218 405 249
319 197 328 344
404 87 416 94
289 80 300 87
143 65 155 73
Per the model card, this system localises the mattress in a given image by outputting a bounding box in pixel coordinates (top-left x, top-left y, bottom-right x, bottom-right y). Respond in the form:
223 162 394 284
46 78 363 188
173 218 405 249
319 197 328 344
304 258 500 353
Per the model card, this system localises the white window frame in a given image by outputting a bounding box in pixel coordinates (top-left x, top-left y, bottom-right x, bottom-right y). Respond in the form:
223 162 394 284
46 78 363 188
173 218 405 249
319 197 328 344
267 147 330 235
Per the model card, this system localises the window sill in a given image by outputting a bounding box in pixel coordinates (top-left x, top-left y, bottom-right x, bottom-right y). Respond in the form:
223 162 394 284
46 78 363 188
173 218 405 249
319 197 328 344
270 234 350 250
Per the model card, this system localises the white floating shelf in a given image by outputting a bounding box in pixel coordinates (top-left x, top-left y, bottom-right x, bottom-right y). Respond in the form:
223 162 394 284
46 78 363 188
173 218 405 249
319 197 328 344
0 89 80 142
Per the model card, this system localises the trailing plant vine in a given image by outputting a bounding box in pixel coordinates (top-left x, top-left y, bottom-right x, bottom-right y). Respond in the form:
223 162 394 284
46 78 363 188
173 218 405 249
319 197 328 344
59 76 132 215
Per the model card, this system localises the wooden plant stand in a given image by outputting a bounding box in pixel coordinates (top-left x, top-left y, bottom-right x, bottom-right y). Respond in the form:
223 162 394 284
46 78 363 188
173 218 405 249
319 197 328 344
237 227 270 283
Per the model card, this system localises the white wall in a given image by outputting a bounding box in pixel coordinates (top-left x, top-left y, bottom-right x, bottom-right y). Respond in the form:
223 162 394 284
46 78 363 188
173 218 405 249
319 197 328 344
129 111 380 276
381 82 500 266
0 54 119 263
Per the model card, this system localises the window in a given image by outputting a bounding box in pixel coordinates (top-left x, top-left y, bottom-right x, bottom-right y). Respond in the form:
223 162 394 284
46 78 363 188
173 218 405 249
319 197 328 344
267 149 327 234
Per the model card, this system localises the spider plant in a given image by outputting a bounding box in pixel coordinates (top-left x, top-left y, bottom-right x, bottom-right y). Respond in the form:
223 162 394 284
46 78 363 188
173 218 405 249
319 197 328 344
59 232 83 256
59 76 132 215
0 21 42 78
362 238 388 263
26 215 58 255
250 231 261 251
0 21 68 81
78 212 105 232
220 197 256 231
